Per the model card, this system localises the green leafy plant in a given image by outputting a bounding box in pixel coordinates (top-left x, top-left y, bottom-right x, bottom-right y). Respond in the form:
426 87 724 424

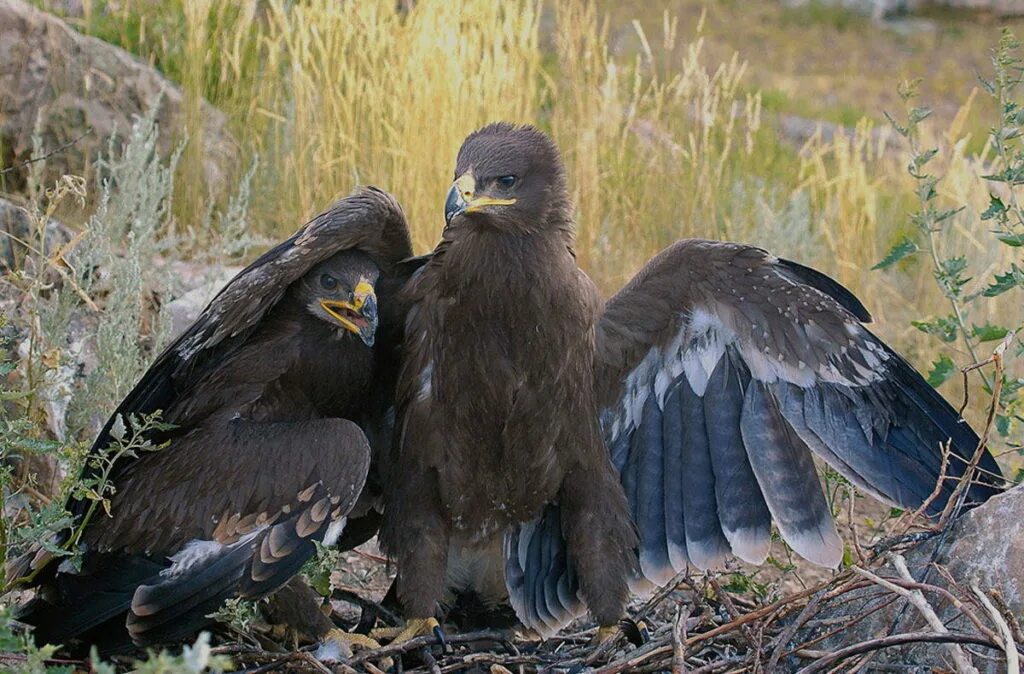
302 540 344 598
878 35 1024 442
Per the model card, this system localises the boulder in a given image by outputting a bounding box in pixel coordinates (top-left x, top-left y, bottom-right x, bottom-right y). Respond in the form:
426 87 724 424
0 0 238 195
165 262 244 339
787 485 1024 672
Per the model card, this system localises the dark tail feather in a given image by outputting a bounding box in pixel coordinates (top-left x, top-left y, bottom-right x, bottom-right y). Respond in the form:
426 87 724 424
774 340 1003 518
741 381 843 567
126 538 257 645
503 506 584 637
660 374 689 572
633 395 673 582
774 382 915 505
19 553 165 649
883 346 1003 510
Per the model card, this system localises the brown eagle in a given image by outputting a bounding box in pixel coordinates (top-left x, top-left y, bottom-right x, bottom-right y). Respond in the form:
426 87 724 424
379 123 1004 640
14 188 414 653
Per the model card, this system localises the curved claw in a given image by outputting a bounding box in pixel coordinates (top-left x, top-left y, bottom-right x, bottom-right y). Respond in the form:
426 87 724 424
432 623 448 652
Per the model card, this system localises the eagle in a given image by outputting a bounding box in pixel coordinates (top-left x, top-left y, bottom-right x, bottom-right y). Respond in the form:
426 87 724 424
379 123 1005 641
13 188 414 654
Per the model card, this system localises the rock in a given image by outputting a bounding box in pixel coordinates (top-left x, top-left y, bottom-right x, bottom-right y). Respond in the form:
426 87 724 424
165 263 243 340
0 196 73 272
0 0 238 196
786 485 1024 672
936 0 1024 15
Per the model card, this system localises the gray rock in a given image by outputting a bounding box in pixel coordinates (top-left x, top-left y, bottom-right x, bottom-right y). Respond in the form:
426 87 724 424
166 263 243 340
787 485 1024 672
0 0 238 196
776 113 899 152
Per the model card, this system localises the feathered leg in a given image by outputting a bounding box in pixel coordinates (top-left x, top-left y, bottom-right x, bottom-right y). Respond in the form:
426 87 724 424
379 464 450 641
558 459 637 628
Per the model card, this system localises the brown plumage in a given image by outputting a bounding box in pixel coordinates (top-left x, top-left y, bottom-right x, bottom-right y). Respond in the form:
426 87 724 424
381 123 1004 637
15 187 414 652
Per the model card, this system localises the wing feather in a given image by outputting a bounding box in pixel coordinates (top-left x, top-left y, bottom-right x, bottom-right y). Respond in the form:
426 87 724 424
508 238 1004 632
592 239 1002 586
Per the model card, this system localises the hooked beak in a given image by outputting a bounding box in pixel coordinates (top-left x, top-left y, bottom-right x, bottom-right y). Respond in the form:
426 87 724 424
444 172 516 224
320 279 378 347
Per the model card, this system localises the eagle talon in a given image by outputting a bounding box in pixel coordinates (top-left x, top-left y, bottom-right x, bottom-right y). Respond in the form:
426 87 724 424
370 616 442 646
432 623 448 651
314 628 386 663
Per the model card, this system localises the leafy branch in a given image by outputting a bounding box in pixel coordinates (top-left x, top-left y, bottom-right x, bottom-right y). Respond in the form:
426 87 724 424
878 36 1024 439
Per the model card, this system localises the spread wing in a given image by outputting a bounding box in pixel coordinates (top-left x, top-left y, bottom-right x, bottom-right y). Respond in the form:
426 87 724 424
15 188 414 647
11 187 412 589
506 239 1005 636
595 239 1003 583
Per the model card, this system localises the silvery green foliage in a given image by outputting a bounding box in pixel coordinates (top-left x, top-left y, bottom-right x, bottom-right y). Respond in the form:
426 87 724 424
207 158 268 262
61 105 183 434
87 632 233 674
132 632 233 674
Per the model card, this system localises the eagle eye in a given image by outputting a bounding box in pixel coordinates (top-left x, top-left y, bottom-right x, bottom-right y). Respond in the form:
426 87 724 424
319 274 338 290
496 175 517 189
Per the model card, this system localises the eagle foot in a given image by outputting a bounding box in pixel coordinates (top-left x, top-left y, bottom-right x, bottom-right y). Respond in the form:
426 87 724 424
371 616 444 646
592 624 623 647
313 628 385 663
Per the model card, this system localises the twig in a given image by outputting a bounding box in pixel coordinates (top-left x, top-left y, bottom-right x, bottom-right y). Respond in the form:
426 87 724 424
0 130 93 175
990 590 1024 645
795 632 1004 674
767 586 830 671
891 441 950 534
244 651 334 673
851 558 978 674
347 630 513 667
940 340 1009 529
671 605 688 674
972 583 1021 674
709 577 756 649
911 564 1004 645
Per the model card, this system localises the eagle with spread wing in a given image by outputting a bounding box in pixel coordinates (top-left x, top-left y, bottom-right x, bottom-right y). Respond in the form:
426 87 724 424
13 188 413 653
379 123 1005 641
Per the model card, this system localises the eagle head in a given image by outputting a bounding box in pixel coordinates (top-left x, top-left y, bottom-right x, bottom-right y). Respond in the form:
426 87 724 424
444 122 569 234
300 250 380 347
